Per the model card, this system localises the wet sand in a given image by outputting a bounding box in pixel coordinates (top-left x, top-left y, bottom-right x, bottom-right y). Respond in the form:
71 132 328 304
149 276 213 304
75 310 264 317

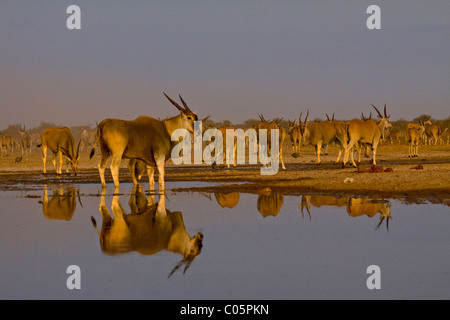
1 142 449 201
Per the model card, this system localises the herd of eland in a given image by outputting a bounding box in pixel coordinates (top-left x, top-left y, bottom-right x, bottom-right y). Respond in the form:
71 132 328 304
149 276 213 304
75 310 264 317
1 93 449 193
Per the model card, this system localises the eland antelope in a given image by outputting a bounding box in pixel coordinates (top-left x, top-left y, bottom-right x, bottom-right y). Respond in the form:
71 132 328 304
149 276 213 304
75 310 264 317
424 122 443 145
406 125 424 157
256 115 286 170
387 130 401 145
19 125 32 155
407 115 431 145
89 92 199 191
343 104 392 167
298 110 348 164
288 119 301 154
37 127 81 175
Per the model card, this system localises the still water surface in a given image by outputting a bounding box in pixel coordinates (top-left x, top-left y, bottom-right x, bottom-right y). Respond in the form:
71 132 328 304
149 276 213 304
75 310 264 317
1 181 449 299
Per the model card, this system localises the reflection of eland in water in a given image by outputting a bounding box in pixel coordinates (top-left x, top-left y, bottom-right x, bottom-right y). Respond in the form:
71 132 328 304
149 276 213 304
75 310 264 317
39 187 81 220
257 193 284 217
90 186 203 277
299 194 392 230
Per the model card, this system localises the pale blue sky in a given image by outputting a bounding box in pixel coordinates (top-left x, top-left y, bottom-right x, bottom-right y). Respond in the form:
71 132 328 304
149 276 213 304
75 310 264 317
1 0 449 129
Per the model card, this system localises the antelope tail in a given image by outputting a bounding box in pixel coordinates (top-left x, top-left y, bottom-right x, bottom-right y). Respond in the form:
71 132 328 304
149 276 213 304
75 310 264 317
89 123 101 159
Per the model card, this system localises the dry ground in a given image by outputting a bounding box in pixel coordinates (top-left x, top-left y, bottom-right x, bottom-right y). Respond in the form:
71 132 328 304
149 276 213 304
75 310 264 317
1 141 449 201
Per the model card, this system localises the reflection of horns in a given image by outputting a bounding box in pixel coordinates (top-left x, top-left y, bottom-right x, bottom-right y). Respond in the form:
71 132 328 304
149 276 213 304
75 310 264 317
90 216 100 236
77 190 83 208
375 214 392 231
168 260 192 279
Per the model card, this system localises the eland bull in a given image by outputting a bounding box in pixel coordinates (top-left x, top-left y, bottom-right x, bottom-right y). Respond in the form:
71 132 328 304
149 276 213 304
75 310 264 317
91 187 203 277
343 104 392 167
37 127 81 175
89 93 198 191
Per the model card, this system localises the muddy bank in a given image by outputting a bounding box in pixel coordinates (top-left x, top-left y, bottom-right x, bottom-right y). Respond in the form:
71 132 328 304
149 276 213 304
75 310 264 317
1 143 449 201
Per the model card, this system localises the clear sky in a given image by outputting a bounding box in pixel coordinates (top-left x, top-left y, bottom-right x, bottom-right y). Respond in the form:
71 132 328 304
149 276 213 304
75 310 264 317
1 0 449 130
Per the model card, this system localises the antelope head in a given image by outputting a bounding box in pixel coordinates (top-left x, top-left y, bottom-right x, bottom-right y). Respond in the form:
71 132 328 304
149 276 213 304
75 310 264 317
372 104 392 138
69 140 82 176
298 110 309 136
163 92 198 133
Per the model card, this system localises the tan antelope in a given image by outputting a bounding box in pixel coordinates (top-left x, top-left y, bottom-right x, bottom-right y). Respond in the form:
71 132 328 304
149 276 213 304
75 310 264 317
256 115 286 170
80 126 97 153
442 128 449 145
406 121 425 157
37 127 81 175
407 115 431 144
211 125 238 169
343 104 392 167
1 134 14 155
346 198 392 230
91 188 203 277
19 125 32 155
0 135 3 156
90 93 199 191
387 130 401 145
288 119 301 154
424 122 443 145
298 110 348 164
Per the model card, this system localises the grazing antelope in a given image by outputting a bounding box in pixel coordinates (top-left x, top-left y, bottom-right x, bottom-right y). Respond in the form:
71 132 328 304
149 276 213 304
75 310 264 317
37 127 81 175
256 115 286 170
406 122 425 157
343 104 392 167
298 110 348 164
19 125 32 155
90 92 198 191
91 187 203 277
288 119 301 154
